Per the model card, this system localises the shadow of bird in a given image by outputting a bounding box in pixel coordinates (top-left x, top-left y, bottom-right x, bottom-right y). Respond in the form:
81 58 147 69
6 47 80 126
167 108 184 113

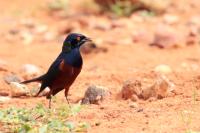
21 33 91 108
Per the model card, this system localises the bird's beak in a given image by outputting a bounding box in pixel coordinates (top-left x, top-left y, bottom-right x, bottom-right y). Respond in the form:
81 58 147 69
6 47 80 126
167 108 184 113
84 37 92 42
79 37 92 46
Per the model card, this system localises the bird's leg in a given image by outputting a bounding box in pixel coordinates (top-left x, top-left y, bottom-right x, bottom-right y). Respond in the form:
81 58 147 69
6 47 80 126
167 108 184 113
66 97 70 105
46 91 52 109
66 96 71 109
65 88 71 108
49 96 52 109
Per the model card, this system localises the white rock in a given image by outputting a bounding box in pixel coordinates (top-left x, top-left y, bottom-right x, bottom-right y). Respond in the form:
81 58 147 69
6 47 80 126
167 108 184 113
20 64 41 79
34 24 48 34
129 102 139 108
10 82 29 97
154 64 172 74
163 14 179 24
43 31 56 42
20 31 34 45
0 96 11 103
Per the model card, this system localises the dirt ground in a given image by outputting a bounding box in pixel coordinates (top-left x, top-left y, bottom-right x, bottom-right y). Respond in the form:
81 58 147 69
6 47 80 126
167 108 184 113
1 0 200 133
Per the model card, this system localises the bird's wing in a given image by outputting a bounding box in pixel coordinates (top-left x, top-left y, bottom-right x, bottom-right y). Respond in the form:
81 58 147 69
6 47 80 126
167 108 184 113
43 54 64 85
43 52 76 85
36 53 71 96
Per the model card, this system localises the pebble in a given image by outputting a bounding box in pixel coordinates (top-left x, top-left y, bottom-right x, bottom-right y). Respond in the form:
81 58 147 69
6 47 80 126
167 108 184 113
129 102 139 108
151 25 185 48
154 64 172 74
81 85 110 104
9 82 29 97
4 74 21 84
34 24 48 34
20 31 34 45
141 75 175 99
163 14 179 24
121 80 142 101
20 64 41 79
0 96 11 103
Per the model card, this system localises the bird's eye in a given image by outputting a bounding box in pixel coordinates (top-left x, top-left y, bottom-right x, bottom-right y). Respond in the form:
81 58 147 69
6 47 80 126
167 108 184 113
76 36 81 41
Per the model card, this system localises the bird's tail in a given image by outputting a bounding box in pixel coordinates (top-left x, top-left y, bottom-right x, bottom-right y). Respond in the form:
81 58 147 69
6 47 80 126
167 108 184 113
21 75 45 84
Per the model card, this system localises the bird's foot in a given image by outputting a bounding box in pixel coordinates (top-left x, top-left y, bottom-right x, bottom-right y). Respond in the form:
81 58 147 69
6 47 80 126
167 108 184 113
48 95 52 109
66 97 71 109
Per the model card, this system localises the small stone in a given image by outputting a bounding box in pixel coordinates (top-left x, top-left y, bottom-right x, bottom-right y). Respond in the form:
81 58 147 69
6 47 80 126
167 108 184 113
34 24 48 34
141 85 157 100
20 64 41 79
8 28 19 35
121 80 142 100
131 94 139 102
0 59 8 71
93 23 111 31
132 30 154 43
20 31 34 45
0 92 9 96
0 96 11 103
163 14 179 24
129 102 138 108
154 64 172 74
151 25 185 48
137 108 144 112
81 85 110 104
9 82 29 97
141 75 175 100
4 74 21 84
189 15 200 25
181 62 199 71
95 122 101 126
20 18 35 28
43 31 56 42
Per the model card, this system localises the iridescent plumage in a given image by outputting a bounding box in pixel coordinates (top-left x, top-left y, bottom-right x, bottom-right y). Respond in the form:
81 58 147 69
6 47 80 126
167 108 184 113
21 33 91 108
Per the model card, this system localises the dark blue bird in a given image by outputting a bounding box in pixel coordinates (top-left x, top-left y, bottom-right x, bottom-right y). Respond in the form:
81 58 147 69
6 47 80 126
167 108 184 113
21 33 91 108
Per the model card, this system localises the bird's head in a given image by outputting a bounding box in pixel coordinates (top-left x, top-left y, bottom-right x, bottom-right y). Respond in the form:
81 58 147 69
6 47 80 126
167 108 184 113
62 33 91 52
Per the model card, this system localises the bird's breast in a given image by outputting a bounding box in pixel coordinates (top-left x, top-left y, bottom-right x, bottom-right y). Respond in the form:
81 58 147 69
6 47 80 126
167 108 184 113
51 59 82 89
63 49 83 68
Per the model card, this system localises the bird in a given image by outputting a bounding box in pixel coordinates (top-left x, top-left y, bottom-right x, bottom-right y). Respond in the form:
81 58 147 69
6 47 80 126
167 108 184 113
21 33 91 108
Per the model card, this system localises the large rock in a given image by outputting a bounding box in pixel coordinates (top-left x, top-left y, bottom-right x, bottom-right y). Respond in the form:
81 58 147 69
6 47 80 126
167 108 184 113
121 75 175 101
121 80 142 101
81 85 110 104
141 75 175 100
151 25 186 48
9 82 29 97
